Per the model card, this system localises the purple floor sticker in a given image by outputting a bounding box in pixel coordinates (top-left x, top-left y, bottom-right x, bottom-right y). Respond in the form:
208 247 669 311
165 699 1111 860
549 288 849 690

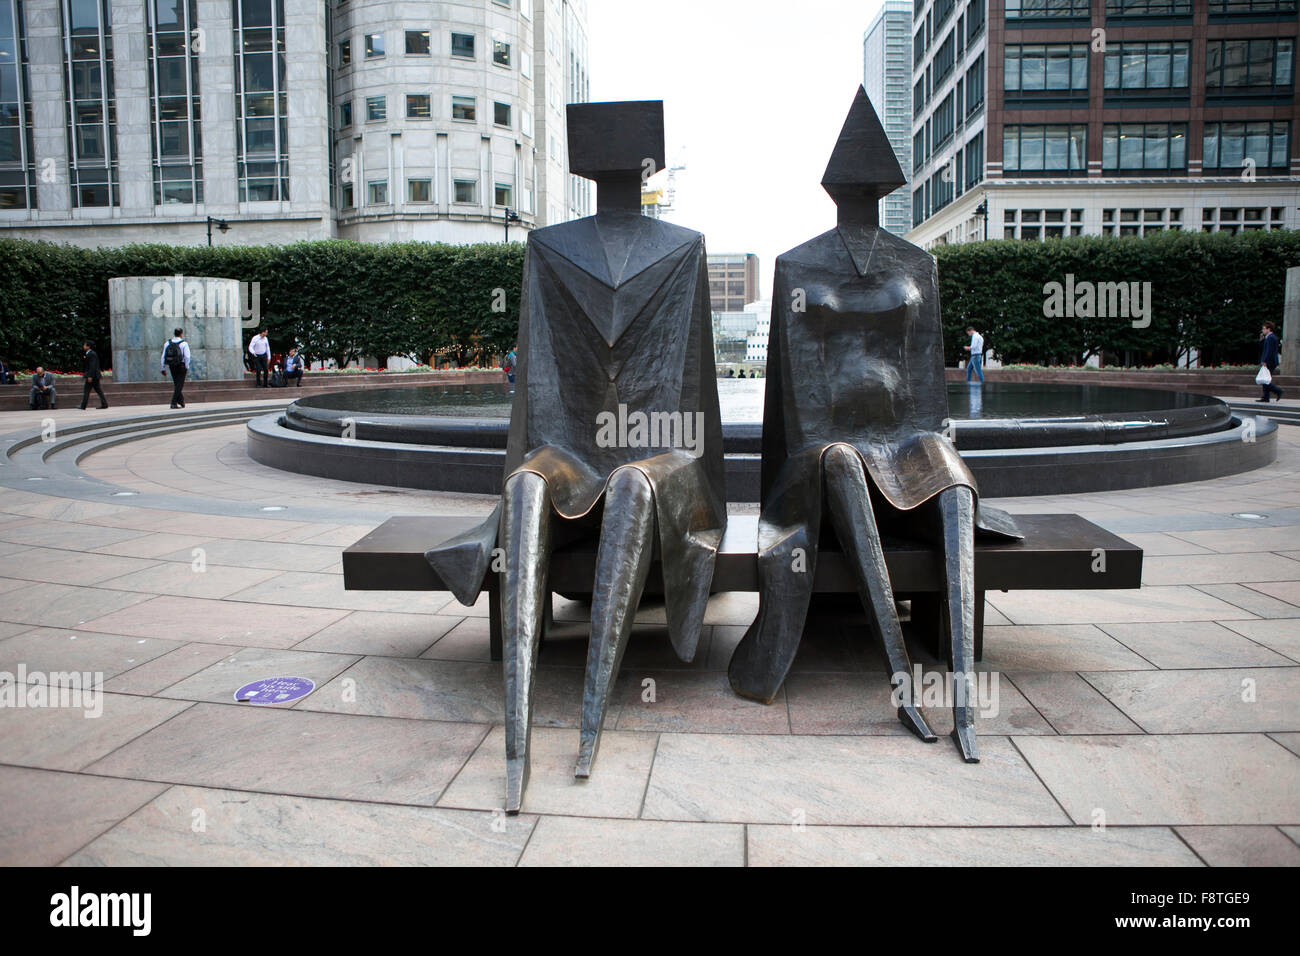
233 676 315 705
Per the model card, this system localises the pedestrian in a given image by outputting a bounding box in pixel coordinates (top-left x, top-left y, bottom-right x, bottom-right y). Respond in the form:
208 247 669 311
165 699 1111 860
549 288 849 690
0 357 15 384
248 329 271 387
29 366 56 409
283 347 304 387
161 327 191 408
78 341 108 409
1256 320 1284 403
503 347 517 384
964 325 985 384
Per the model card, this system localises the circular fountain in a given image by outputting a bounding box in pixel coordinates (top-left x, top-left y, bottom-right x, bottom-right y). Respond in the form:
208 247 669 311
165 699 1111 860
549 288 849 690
247 379 1275 498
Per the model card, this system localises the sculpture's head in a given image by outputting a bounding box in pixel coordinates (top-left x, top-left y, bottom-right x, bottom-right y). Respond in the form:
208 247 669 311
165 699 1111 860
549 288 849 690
567 100 665 214
822 87 906 227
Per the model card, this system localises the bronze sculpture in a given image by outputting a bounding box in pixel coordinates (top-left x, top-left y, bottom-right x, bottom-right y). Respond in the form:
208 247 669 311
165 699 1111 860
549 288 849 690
426 101 725 812
726 88 1021 762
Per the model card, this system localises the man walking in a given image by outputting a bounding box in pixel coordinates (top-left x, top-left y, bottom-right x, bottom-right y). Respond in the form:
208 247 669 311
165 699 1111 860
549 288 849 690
1257 320 1284 403
248 329 271 387
78 341 108 409
29 367 56 409
963 325 985 384
161 327 191 408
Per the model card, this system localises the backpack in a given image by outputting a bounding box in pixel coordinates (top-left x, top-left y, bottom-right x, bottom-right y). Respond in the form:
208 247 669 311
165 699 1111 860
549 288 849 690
270 368 286 387
164 339 184 367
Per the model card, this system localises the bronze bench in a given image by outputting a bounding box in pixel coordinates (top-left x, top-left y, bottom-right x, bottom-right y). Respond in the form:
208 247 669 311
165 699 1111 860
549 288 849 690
343 513 1143 661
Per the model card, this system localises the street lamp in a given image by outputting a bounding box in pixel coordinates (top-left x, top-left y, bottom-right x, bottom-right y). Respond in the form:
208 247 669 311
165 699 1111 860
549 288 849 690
503 207 522 243
974 198 988 242
206 216 230 247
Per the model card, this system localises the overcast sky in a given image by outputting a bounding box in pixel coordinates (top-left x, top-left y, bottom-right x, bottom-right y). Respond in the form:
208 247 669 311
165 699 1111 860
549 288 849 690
587 0 888 301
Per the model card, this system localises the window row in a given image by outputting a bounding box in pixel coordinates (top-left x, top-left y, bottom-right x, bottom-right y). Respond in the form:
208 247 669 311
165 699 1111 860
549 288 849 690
1004 44 1088 93
338 31 521 72
340 94 521 131
1206 38 1294 95
1103 42 1190 92
1002 125 1088 173
340 177 514 208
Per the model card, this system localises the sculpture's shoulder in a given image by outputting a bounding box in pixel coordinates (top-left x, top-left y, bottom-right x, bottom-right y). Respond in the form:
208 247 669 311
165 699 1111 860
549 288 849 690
774 226 936 280
529 212 702 253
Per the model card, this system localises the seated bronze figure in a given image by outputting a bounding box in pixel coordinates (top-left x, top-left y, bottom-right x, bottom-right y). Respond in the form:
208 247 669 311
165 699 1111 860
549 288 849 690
427 101 726 812
727 88 1021 762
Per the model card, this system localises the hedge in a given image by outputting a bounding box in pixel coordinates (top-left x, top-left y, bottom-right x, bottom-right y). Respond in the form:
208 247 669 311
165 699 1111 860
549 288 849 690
935 229 1300 368
0 239 525 372
1 230 1295 372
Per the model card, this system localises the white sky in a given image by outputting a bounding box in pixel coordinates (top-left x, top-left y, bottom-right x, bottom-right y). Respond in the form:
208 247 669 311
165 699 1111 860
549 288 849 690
588 0 888 301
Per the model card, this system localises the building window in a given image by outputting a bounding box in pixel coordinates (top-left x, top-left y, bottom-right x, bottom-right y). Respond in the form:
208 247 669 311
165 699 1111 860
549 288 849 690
1005 44 1089 93
341 181 353 208
405 30 430 55
406 94 431 119
966 55 985 114
147 0 203 205
367 179 388 204
1002 124 1088 174
933 92 955 148
1005 0 1090 19
1103 42 1191 93
1207 0 1296 12
1206 39 1294 96
913 129 925 174
366 95 385 121
339 101 352 127
492 101 512 128
913 187 925 228
365 33 384 58
234 0 288 202
61 0 119 207
1203 121 1290 172
0 0 37 209
967 0 985 42
495 183 512 206
451 96 475 121
914 28 926 70
338 38 350 67
1101 123 1188 172
1105 0 1192 15
451 33 474 58
1201 205 1286 233
408 178 431 203
914 79 926 119
934 0 955 26
934 32 955 83
493 40 510 67
453 178 477 203
964 131 983 189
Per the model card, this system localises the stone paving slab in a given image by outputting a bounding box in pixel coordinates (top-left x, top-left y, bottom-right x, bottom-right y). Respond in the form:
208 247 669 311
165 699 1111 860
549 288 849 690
0 627 182 680
154 646 360 705
988 586 1256 625
0 581 153 629
438 726 659 819
979 624 1155 672
1173 825 1300 866
1096 621 1295 669
104 642 240 696
1082 668 1300 734
82 595 349 648
0 691 191 771
1013 734 1300 826
641 734 1070 826
746 824 1201 867
85 703 488 806
66 785 535 867
0 766 167 866
1007 672 1143 735
295 611 460 658
519 816 745 866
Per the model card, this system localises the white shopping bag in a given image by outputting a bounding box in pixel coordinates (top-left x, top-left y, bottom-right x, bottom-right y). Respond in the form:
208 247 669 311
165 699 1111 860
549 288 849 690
1256 365 1272 385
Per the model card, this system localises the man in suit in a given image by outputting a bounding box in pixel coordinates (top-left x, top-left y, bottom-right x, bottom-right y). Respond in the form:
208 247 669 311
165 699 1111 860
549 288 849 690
29 367 56 409
283 347 304 387
161 327 191 408
1257 321 1284 403
78 342 108 409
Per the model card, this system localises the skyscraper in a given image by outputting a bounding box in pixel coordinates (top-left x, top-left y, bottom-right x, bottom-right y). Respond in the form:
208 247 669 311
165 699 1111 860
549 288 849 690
864 0 914 236
0 0 590 247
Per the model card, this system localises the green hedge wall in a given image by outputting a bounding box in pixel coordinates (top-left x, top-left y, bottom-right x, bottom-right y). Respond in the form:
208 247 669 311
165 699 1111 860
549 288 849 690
1 230 1295 373
0 239 525 372
935 230 1300 368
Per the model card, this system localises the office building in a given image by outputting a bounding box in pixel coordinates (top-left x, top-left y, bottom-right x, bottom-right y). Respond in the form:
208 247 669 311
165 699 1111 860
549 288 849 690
707 252 759 312
864 0 914 236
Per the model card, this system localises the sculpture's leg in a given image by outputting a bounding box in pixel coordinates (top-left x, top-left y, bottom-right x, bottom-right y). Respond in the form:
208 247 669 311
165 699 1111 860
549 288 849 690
499 471 553 813
937 485 980 763
576 467 655 778
822 445 936 743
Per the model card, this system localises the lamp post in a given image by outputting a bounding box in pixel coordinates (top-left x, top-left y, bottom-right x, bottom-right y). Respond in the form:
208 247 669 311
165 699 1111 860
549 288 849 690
206 216 230 247
974 198 988 242
503 207 522 242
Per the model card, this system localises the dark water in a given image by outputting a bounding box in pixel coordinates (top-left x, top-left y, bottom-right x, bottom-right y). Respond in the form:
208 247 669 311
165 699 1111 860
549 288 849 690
297 378 1219 423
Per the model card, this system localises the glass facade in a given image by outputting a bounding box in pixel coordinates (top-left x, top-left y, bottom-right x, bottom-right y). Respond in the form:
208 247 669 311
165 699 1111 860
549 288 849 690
148 0 203 205
234 0 288 202
61 0 118 207
0 0 35 209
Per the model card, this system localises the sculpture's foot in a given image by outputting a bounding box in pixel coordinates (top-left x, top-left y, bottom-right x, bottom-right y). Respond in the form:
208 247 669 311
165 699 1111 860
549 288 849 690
950 723 980 763
897 704 937 742
574 730 598 779
505 756 528 814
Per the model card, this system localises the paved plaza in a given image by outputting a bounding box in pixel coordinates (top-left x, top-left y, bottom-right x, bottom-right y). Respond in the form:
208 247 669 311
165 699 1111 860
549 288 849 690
0 399 1298 866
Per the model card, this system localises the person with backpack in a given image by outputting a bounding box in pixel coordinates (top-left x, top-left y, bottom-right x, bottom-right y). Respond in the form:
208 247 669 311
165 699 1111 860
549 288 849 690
161 327 191 408
503 347 517 384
